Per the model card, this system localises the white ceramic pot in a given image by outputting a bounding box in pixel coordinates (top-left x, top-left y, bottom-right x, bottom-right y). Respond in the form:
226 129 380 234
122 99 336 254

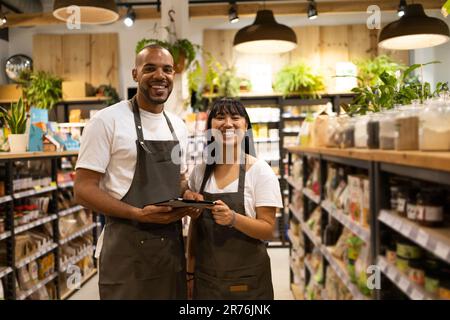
8 133 28 153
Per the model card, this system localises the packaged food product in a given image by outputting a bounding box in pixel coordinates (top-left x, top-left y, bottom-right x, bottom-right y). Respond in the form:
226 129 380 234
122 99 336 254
395 256 410 274
396 241 423 259
440 278 450 300
408 260 425 286
415 188 445 227
362 178 370 228
347 175 366 224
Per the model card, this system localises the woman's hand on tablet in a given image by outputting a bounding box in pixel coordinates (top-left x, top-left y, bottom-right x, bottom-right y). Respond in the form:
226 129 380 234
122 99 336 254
210 200 235 227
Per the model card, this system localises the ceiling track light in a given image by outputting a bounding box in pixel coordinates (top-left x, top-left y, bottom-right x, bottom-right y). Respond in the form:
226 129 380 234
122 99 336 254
398 0 407 17
228 1 239 24
124 6 136 27
308 0 318 20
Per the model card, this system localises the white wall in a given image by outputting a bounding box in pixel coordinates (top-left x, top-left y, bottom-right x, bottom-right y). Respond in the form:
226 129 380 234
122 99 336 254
3 9 449 100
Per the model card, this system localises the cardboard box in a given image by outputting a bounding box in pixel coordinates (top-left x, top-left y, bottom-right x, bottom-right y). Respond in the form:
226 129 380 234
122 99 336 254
62 81 95 99
0 84 23 101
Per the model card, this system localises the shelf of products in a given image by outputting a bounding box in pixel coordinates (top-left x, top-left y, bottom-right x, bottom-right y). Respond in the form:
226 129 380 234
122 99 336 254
0 266 13 279
289 204 303 223
14 214 58 234
378 256 435 300
13 185 57 200
303 188 321 205
0 152 98 300
321 245 369 300
286 146 450 300
379 210 450 264
58 205 84 218
291 283 304 300
323 200 370 243
286 176 302 191
15 243 58 269
17 273 58 301
59 223 98 245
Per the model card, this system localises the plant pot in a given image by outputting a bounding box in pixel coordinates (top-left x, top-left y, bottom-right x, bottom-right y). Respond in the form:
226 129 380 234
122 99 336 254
8 133 28 153
174 52 186 74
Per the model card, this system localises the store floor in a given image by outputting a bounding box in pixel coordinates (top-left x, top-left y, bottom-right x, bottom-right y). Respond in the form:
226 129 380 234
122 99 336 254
69 248 293 300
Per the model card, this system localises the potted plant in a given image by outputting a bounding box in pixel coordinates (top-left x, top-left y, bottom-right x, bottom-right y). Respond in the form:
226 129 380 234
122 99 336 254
0 97 28 152
273 61 325 98
354 55 405 87
17 70 62 110
136 30 200 74
96 84 120 106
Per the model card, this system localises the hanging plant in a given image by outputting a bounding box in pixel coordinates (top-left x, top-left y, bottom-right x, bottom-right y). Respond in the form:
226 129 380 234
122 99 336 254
354 55 405 87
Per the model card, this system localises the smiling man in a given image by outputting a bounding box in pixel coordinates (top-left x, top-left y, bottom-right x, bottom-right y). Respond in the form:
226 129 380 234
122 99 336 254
74 45 192 300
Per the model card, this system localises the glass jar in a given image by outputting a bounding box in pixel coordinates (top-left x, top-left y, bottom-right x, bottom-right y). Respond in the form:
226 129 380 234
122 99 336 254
419 98 450 151
354 115 369 148
326 114 339 148
396 186 410 217
367 113 381 149
379 109 399 149
395 103 421 150
340 116 355 149
416 188 445 227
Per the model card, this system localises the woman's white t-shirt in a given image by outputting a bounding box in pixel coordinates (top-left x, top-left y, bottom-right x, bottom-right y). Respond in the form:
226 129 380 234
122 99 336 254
188 159 283 218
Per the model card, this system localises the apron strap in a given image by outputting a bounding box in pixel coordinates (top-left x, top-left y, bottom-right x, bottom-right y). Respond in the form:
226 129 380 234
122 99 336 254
130 95 178 154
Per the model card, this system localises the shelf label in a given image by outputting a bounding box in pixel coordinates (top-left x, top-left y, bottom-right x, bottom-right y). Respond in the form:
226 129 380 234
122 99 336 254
393 218 402 230
399 277 409 292
417 230 429 247
411 289 424 300
401 223 413 236
387 267 397 280
435 242 450 261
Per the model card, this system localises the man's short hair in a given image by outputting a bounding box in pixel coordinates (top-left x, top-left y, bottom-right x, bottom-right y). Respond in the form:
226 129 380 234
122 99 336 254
139 44 171 54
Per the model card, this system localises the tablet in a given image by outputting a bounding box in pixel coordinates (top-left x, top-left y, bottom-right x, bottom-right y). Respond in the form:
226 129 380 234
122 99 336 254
153 198 216 208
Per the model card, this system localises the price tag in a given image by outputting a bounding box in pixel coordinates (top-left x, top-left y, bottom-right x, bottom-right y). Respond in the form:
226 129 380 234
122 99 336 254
435 242 450 261
417 230 429 247
411 289 424 300
399 277 409 292
393 218 402 230
401 223 413 236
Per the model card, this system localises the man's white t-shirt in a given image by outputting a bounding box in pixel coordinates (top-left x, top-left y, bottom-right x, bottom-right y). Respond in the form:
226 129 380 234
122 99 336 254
188 159 283 218
75 99 189 200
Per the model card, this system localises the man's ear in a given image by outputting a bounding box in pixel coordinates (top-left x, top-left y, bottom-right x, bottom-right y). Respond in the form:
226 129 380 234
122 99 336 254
132 68 138 82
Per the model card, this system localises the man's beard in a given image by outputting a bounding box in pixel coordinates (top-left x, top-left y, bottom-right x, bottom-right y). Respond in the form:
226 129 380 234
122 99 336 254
139 84 172 105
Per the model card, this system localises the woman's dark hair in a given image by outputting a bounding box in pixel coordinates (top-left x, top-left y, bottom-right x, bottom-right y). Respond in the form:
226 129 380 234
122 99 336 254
202 98 256 188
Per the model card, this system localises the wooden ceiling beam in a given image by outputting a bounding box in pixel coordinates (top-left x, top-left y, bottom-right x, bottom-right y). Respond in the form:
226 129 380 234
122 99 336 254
2 0 444 28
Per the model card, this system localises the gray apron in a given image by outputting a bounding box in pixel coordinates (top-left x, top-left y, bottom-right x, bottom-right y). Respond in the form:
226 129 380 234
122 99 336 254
193 158 274 300
99 96 187 300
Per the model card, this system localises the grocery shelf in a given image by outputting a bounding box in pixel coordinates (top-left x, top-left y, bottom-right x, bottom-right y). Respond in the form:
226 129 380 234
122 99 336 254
0 231 11 241
286 176 302 191
0 151 79 160
288 229 302 251
289 204 303 222
0 266 13 279
60 246 94 272
59 223 98 245
379 210 450 264
286 146 450 174
300 220 321 247
17 273 58 300
290 261 304 281
61 268 98 300
58 181 74 189
377 256 436 300
58 205 84 218
15 214 58 234
303 188 320 205
322 200 370 243
321 245 369 300
13 185 57 199
304 258 323 288
0 195 13 204
15 243 58 268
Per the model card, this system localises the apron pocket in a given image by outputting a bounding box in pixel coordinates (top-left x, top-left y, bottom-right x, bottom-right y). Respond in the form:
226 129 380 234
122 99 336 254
134 232 181 280
195 270 259 300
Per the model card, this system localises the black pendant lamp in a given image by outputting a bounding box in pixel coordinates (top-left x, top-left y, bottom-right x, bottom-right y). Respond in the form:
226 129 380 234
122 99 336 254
53 0 119 25
233 10 297 54
379 4 450 50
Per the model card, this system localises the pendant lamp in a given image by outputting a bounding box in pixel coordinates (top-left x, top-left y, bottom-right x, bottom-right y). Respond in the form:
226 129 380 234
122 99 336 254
53 0 119 25
233 10 297 54
379 4 450 50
